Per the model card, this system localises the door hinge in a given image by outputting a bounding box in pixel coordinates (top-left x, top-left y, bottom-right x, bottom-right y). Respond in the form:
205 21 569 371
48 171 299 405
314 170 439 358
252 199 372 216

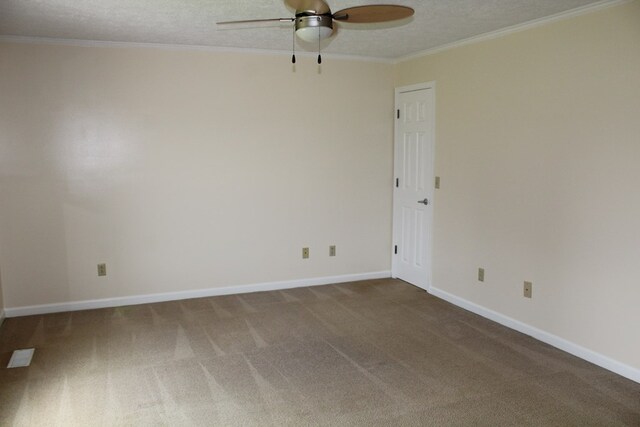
396 109 400 119
395 178 399 188
394 245 398 255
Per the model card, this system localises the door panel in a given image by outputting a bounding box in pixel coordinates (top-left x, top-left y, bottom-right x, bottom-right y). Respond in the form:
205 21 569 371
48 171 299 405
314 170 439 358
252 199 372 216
392 86 434 290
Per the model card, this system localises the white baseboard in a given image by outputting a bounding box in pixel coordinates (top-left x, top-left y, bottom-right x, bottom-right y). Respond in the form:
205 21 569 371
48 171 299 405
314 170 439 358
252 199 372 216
429 286 640 384
3 271 391 318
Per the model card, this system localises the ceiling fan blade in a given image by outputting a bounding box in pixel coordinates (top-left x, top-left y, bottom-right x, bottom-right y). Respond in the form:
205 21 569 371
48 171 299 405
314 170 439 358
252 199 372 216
333 5 414 23
284 0 331 15
217 18 294 25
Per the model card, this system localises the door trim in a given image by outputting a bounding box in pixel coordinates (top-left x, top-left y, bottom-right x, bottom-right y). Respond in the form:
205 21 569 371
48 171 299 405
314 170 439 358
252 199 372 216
391 81 436 290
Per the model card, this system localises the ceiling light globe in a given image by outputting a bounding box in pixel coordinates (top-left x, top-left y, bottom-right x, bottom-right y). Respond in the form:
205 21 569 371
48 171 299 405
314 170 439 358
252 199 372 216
296 26 333 42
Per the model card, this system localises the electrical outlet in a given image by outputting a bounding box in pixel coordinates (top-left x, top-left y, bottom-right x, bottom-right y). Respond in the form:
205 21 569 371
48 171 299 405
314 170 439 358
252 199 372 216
97 263 107 277
329 245 336 257
435 176 441 189
478 268 485 282
524 281 532 298
302 247 309 259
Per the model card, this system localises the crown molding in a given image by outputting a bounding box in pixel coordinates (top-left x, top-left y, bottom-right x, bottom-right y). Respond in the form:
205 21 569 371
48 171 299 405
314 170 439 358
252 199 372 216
0 35 395 64
395 0 633 64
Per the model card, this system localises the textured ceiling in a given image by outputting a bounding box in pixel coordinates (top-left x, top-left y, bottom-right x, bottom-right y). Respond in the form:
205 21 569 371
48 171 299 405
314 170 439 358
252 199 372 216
0 0 610 59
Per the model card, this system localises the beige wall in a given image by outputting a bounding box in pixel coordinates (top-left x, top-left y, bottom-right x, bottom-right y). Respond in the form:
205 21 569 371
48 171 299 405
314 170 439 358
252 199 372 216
396 1 640 370
0 43 395 308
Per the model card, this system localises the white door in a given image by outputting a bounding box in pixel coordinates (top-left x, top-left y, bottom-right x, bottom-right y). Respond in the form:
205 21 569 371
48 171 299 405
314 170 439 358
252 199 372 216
392 84 435 290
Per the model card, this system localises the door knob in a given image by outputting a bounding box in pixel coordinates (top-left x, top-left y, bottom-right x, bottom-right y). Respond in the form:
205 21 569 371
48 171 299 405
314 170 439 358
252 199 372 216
418 198 429 205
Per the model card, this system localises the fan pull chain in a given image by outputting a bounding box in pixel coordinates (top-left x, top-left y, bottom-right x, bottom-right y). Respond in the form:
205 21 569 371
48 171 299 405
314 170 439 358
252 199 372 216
291 24 296 64
317 26 322 64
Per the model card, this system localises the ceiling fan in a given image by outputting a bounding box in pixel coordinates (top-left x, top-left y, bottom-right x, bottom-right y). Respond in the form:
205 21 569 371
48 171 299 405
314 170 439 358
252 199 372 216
217 0 414 63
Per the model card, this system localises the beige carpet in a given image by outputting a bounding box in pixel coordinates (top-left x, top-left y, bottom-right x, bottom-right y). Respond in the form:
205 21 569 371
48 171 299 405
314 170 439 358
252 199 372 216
0 279 638 426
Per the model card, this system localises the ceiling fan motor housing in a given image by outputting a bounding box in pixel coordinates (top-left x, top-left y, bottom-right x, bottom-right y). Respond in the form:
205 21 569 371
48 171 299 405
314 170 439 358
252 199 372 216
295 14 333 41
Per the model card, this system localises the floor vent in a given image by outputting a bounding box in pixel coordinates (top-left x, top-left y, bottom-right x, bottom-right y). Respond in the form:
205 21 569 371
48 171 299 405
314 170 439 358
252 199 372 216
7 348 35 368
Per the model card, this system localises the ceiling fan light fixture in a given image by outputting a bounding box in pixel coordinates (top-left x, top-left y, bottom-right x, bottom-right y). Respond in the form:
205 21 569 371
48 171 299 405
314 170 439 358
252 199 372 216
218 1 415 63
295 15 333 42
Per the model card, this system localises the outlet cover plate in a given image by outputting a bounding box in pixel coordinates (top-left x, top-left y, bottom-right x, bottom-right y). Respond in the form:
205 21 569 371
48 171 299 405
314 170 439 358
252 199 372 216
97 263 107 276
524 281 532 298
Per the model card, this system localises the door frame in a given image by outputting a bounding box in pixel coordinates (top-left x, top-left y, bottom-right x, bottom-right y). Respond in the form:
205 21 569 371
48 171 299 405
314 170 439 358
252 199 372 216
391 81 436 291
